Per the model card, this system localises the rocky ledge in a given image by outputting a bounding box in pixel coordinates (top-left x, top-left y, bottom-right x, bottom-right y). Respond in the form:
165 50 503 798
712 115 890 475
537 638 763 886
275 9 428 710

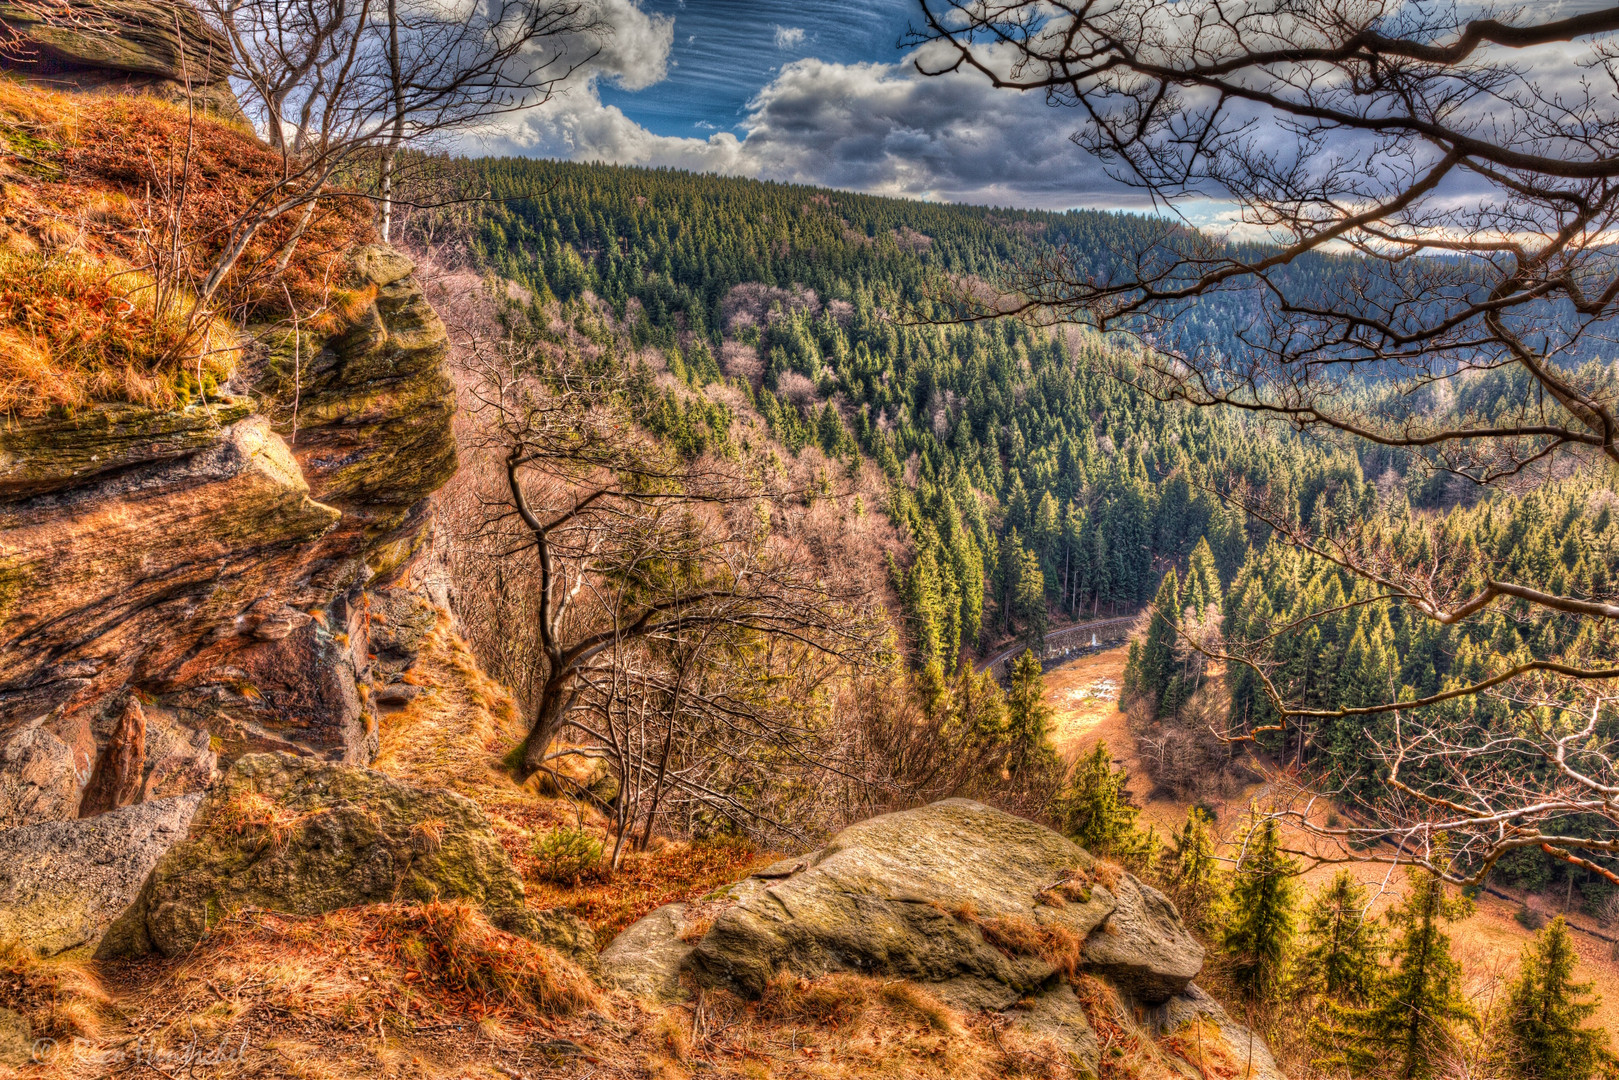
0 246 457 830
601 799 1285 1079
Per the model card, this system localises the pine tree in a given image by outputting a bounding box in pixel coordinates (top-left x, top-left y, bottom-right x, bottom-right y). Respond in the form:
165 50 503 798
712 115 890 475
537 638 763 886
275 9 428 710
1501 916 1614 1080
1004 650 1057 780
1160 805 1222 931
1221 812 1299 1002
1318 867 1473 1079
1298 870 1383 1005
1057 742 1154 866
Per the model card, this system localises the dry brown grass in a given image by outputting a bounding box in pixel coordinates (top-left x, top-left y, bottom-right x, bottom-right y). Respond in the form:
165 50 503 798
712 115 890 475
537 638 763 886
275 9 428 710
135 902 595 1030
0 77 372 418
371 612 525 804
211 789 304 854
946 903 1086 982
0 250 238 415
527 836 770 942
0 937 112 1047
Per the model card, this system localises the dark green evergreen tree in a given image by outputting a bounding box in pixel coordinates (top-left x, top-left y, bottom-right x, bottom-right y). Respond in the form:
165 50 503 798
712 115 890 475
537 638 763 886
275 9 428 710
1501 916 1614 1080
1221 812 1299 1002
1297 870 1383 1005
1318 867 1473 1079
1057 741 1154 867
1004 650 1057 780
1160 805 1223 931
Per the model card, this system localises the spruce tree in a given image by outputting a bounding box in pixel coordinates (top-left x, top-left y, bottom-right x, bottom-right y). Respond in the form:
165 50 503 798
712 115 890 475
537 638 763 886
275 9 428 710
1015 544 1049 653
1004 650 1057 780
1318 867 1473 1079
1501 916 1614 1080
1298 870 1383 1005
1221 812 1299 1002
1057 741 1153 867
1160 805 1222 931
1136 569 1181 715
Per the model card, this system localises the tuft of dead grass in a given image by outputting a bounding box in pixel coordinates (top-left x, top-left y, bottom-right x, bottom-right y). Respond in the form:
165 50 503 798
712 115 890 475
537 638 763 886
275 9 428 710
529 835 769 941
211 788 303 854
0 249 237 416
145 902 596 1033
946 904 1086 982
0 936 113 1046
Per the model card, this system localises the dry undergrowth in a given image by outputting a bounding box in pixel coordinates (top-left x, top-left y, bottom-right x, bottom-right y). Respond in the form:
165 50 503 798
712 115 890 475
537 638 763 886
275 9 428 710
646 971 1078 1080
368 609 774 942
371 610 525 806
0 77 370 417
0 937 113 1072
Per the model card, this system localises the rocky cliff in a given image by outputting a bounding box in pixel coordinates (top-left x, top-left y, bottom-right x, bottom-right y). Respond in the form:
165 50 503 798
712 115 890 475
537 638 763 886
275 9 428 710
0 245 457 830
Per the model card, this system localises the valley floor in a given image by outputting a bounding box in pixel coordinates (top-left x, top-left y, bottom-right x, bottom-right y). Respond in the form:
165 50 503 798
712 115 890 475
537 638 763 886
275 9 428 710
1042 648 1619 1031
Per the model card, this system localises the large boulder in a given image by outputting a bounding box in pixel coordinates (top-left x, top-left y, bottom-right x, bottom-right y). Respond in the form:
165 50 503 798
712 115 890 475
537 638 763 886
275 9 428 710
0 794 201 957
0 0 244 120
599 800 1278 1077
683 799 1199 1007
97 753 534 958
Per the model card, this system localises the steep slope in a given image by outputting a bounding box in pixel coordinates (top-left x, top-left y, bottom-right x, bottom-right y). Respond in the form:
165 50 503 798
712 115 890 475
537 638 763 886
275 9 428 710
0 75 457 830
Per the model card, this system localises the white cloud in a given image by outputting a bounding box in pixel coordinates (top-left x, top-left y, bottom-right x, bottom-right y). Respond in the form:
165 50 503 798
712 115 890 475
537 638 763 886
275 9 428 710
773 25 805 49
581 0 674 92
467 18 1150 210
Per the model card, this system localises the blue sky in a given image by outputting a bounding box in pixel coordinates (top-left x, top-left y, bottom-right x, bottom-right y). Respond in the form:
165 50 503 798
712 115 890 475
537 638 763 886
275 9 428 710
595 0 917 140
474 0 1151 212
467 0 1618 218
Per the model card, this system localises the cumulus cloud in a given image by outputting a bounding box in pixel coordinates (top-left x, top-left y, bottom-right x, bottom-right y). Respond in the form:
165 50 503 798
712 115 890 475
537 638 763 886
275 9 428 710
579 0 674 91
469 19 1145 210
773 25 805 49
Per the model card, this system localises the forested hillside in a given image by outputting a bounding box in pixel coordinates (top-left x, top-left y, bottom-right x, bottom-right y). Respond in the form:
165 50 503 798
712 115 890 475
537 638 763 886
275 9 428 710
414 159 1365 659
406 156 1619 905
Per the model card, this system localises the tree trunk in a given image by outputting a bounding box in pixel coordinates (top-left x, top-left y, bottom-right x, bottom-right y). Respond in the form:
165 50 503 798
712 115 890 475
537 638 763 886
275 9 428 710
520 677 571 778
381 0 405 242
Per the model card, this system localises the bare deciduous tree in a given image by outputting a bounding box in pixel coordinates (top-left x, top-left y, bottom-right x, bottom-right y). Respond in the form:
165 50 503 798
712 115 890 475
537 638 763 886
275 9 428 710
456 308 889 804
194 0 602 289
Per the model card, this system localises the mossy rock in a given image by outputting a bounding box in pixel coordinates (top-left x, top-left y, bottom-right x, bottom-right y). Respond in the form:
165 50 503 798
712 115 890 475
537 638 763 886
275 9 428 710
98 753 537 958
0 397 254 500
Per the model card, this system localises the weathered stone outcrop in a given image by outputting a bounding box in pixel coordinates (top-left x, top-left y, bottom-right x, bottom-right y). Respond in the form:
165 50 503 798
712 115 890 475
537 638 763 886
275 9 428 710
0 0 244 120
0 247 456 828
98 753 534 958
0 793 201 957
600 800 1281 1078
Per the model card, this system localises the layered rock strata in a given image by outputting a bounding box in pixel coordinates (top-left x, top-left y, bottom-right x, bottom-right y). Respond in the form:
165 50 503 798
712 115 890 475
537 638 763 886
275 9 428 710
0 247 456 829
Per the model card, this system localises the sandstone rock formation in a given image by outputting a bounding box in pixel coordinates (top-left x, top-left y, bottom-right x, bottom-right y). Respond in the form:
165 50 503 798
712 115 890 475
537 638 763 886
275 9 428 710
0 793 201 957
0 0 243 119
601 800 1283 1079
0 248 456 828
98 753 535 958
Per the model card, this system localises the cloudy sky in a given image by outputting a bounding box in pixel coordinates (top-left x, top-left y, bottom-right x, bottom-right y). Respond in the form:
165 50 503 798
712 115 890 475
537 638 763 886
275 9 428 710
470 0 1151 212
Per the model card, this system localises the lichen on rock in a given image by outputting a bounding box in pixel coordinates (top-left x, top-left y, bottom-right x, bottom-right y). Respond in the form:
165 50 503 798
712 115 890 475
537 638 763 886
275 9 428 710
0 793 202 957
598 799 1282 1078
97 753 537 959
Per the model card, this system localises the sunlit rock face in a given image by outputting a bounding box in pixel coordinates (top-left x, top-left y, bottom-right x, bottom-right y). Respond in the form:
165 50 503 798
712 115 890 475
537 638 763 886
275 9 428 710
0 247 457 828
602 799 1286 1080
0 0 245 121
